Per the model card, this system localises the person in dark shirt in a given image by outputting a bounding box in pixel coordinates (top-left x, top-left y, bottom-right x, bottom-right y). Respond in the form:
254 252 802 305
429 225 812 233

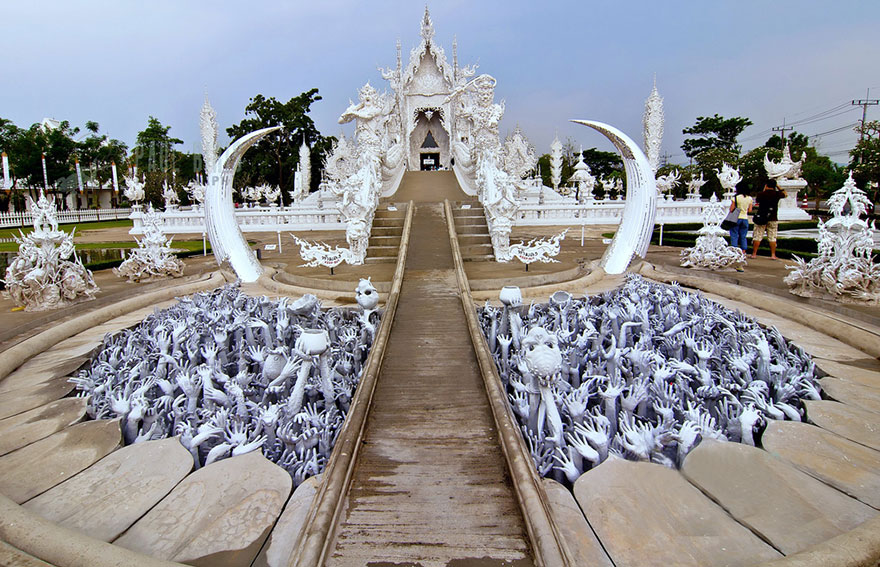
751 179 787 259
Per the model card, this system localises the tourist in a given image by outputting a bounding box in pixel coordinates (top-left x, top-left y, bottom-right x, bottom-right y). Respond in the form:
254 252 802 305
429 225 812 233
751 179 786 259
728 184 752 253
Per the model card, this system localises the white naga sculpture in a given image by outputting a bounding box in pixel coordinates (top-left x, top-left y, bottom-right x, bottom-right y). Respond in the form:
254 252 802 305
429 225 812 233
686 172 707 200
715 163 742 199
3 190 98 310
115 205 185 282
655 169 680 200
506 229 568 266
643 79 664 176
680 194 747 271
785 173 880 303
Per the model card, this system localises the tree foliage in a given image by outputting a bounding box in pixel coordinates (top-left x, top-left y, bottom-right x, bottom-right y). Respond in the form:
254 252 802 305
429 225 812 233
681 114 753 159
536 146 622 191
226 90 334 204
850 120 880 202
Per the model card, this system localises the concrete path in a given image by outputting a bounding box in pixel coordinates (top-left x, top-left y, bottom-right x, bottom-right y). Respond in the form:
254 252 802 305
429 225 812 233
326 203 533 567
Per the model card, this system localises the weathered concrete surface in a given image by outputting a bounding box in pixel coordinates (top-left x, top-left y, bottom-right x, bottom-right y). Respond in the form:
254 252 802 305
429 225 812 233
541 478 613 567
0 419 121 504
0 541 54 567
756 515 880 567
0 377 75 421
0 398 87 456
573 457 780 567
819 376 880 414
763 421 880 509
114 451 291 567
253 474 321 567
325 204 533 567
814 357 880 390
804 400 880 452
682 439 877 555
23 437 193 542
0 355 87 394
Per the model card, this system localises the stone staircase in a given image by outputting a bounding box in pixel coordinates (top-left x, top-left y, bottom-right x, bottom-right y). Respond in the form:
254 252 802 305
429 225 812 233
365 205 406 264
452 201 495 261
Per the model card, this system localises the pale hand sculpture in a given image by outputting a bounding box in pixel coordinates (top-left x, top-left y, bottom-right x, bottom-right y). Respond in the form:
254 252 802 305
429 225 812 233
680 194 747 270
115 204 185 282
784 172 880 303
3 190 98 311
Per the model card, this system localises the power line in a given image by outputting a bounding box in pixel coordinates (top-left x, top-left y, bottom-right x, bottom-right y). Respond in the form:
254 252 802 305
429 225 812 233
808 122 859 139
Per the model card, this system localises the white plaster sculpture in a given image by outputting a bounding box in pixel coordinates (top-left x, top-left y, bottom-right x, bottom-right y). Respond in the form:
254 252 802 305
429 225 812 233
764 144 811 221
162 180 179 210
205 126 281 282
502 126 537 196
201 94 219 176
504 229 568 265
686 172 706 200
655 169 680 200
291 143 312 202
785 173 880 302
123 172 145 206
715 163 742 199
643 79 664 175
764 145 806 180
186 180 206 209
569 153 595 203
290 234 356 269
572 120 658 274
549 136 563 192
478 275 820 485
2 190 98 310
115 204 185 282
70 285 380 489
680 194 747 270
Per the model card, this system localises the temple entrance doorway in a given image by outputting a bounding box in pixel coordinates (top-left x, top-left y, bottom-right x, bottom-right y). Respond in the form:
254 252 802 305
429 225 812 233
420 152 440 170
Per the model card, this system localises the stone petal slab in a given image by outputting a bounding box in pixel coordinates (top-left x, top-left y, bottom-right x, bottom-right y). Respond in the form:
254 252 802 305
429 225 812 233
763 421 880 509
0 540 53 567
0 378 75 421
804 400 880 452
0 419 121 504
818 376 880 414
253 474 321 567
115 451 292 567
0 398 87 456
573 457 780 567
681 439 877 555
23 437 193 542
814 357 880 390
0 356 88 395
541 478 613 567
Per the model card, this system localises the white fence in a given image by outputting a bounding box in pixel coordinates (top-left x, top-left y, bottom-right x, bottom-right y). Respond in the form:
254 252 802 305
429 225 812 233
0 208 132 228
130 205 346 235
515 197 711 226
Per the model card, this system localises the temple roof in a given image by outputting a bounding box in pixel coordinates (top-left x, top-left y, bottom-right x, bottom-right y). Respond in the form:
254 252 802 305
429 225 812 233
401 7 456 94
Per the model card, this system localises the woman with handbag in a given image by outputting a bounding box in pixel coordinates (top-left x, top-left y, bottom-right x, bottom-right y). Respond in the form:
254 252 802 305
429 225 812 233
727 185 753 253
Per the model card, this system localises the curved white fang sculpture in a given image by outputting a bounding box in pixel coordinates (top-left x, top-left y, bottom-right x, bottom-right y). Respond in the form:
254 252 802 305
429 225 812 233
205 126 280 282
572 120 658 274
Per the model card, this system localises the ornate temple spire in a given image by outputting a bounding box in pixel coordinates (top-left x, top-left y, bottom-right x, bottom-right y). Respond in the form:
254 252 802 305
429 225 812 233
396 38 402 74
420 5 434 43
643 76 664 176
200 93 219 175
452 34 458 75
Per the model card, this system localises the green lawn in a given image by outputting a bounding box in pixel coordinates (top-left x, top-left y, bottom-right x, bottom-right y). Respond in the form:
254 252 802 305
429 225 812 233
0 239 207 253
0 219 134 240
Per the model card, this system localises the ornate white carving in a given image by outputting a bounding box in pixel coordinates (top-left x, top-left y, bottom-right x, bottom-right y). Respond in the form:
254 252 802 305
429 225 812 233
785 173 880 303
501 229 568 265
162 180 179 210
686 172 706 200
186 180 206 208
291 142 311 202
123 172 145 204
2 190 98 310
501 126 536 194
549 136 563 191
115 204 185 282
200 95 219 175
715 163 742 199
655 169 680 200
680 194 747 270
643 79 664 175
569 153 596 203
572 120 659 274
764 145 806 180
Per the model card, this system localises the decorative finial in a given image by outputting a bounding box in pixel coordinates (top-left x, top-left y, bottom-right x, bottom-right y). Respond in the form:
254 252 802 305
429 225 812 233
421 5 434 42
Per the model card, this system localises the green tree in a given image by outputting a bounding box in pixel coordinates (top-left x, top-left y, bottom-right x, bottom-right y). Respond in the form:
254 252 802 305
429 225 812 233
77 121 128 208
131 117 184 207
226 89 334 204
681 114 753 159
850 120 880 202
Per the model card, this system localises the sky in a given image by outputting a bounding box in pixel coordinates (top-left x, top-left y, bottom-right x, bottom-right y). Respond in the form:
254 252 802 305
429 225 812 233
2 1 879 165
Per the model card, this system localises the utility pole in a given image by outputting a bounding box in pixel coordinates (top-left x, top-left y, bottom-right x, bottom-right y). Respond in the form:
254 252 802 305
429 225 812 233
851 89 878 165
771 119 792 143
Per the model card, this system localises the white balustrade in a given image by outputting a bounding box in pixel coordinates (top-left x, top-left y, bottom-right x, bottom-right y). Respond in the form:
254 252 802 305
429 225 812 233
129 205 345 235
0 208 132 228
